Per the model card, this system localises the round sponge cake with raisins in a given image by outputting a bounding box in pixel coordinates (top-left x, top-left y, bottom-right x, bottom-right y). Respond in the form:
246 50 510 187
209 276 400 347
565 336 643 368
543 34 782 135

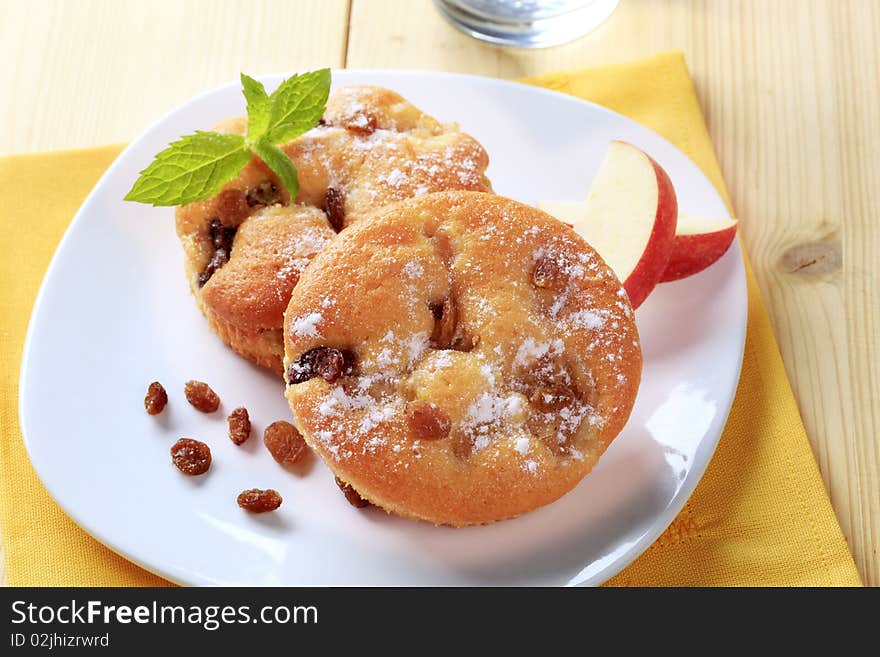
282 191 642 526
175 85 491 372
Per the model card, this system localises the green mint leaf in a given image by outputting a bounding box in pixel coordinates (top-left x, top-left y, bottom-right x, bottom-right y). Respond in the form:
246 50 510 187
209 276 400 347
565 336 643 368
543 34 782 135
265 68 331 144
124 131 251 206
240 73 270 141
126 69 331 207
254 138 299 200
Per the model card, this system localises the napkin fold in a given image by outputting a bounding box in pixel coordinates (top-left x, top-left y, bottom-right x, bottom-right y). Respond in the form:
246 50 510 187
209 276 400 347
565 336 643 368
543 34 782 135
0 51 862 586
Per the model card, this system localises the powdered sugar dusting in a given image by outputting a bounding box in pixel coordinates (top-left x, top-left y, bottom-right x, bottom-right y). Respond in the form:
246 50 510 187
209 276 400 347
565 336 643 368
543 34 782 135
404 331 429 364
383 168 408 187
460 392 528 455
514 337 564 368
568 309 605 331
262 224 334 287
403 260 424 279
292 312 322 337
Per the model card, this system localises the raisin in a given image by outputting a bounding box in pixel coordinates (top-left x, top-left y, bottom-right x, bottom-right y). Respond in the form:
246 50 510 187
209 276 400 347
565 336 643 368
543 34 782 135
514 357 582 456
198 219 236 287
216 188 249 227
170 438 212 475
429 296 474 352
227 407 251 445
246 180 281 207
317 117 328 126
211 224 231 252
315 350 346 381
335 477 370 508
406 401 451 441
527 385 578 456
237 488 282 513
198 251 227 287
144 381 167 415
428 233 475 352
324 187 345 232
287 347 355 384
347 113 377 136
532 255 564 289
263 421 308 465
184 380 221 413
429 297 456 349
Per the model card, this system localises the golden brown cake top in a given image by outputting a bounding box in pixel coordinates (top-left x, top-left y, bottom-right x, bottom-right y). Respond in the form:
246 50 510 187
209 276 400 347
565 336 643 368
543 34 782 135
283 192 642 526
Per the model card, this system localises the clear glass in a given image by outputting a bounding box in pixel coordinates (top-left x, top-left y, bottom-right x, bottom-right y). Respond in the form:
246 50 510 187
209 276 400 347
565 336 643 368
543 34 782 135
433 0 620 48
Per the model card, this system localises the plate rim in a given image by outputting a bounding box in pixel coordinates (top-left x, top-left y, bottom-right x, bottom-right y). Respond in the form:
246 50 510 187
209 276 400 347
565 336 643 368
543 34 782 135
18 68 747 587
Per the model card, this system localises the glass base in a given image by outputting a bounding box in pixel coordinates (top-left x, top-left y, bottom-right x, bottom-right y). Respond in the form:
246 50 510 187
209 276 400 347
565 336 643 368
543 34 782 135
433 0 620 49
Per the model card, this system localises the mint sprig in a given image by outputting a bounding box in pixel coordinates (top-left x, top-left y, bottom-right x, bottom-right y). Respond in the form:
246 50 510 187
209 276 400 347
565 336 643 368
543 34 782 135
263 69 331 144
240 73 271 139
124 132 251 206
125 69 331 207
254 138 299 199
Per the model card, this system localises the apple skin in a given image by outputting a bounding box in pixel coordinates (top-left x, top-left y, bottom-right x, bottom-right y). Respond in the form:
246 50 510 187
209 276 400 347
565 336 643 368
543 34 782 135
537 142 679 310
620 149 678 309
660 219 738 282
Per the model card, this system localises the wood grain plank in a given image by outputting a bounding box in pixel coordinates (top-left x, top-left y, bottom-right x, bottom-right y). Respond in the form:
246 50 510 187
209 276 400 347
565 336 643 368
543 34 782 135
833 0 880 585
0 0 351 155
348 0 880 584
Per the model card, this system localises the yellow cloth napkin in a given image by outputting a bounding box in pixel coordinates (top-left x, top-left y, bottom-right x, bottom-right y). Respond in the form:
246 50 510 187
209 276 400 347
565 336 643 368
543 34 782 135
0 51 861 586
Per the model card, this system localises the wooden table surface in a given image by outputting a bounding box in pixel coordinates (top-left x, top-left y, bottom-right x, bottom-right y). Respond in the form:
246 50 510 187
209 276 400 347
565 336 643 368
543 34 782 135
1 0 877 586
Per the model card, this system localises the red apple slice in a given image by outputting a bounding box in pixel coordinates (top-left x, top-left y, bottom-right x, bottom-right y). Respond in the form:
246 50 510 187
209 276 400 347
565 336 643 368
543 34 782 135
538 141 677 309
660 213 738 282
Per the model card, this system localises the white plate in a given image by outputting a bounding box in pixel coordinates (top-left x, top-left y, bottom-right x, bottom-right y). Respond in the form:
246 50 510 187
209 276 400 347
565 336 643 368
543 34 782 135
20 71 745 586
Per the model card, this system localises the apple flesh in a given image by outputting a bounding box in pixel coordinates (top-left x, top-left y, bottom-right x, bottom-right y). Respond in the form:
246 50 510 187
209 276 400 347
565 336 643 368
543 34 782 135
660 213 738 282
538 141 677 309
